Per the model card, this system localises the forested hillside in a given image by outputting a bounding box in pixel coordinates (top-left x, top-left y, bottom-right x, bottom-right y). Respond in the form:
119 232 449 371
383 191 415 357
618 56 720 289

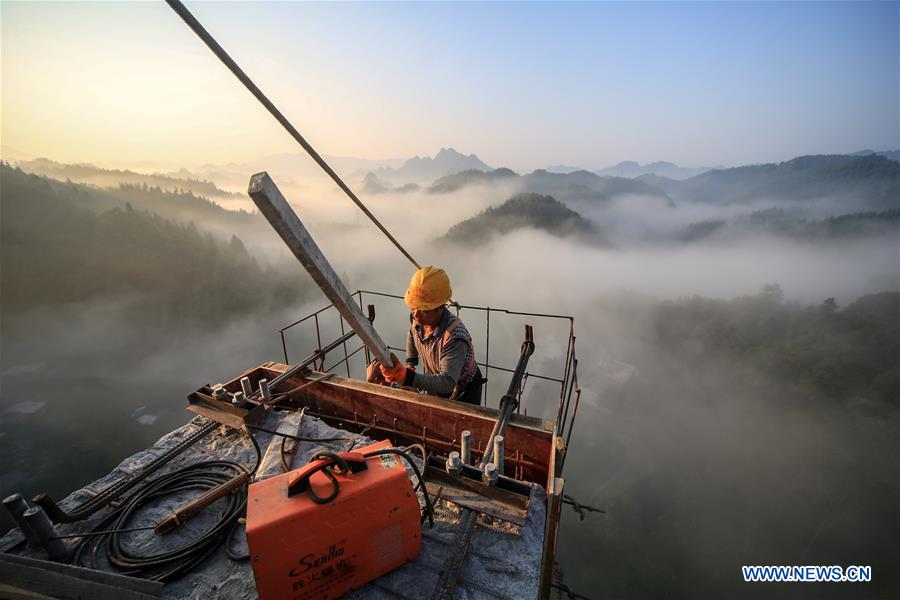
645 154 900 210
442 192 605 245
0 164 307 326
675 207 900 243
17 158 240 201
649 288 899 404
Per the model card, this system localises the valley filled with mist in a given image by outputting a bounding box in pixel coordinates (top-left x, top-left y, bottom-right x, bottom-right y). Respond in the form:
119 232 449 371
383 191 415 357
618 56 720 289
1 148 898 598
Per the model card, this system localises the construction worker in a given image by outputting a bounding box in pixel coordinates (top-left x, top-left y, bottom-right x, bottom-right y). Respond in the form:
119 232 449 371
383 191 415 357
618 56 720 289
367 266 483 405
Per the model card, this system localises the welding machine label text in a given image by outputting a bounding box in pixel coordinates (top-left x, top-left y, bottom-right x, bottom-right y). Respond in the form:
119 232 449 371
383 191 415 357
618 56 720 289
289 544 346 577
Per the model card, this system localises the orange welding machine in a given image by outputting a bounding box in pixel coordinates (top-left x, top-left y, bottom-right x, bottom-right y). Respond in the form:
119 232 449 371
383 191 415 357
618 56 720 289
246 440 426 600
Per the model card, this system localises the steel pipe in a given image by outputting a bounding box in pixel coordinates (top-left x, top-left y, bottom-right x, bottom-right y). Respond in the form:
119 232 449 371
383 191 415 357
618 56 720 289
23 506 69 561
240 376 253 397
460 430 471 464
493 435 505 476
3 493 39 546
259 379 272 404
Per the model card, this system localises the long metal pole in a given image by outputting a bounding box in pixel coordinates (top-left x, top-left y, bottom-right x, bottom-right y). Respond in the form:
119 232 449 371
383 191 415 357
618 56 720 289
248 172 392 365
165 0 420 269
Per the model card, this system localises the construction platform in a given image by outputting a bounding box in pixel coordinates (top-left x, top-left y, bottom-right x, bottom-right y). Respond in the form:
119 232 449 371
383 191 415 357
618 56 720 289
1 405 547 599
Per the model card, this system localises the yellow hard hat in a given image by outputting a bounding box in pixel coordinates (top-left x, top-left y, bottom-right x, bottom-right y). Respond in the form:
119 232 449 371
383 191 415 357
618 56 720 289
404 266 452 311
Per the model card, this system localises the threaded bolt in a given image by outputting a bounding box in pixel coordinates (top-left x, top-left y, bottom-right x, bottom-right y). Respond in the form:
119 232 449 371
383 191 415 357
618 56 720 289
446 451 462 475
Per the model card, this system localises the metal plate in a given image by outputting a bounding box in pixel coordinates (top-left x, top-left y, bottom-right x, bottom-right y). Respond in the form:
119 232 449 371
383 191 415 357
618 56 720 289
425 466 530 526
185 391 268 429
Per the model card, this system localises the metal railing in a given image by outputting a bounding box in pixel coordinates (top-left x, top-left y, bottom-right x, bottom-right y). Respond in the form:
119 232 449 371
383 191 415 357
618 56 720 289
277 290 582 472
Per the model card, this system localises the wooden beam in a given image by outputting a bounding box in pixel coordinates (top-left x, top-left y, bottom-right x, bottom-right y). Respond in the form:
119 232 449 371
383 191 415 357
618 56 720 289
248 172 392 364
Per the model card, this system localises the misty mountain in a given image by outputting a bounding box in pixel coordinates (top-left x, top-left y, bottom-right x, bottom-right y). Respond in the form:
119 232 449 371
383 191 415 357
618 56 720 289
361 172 391 194
427 168 518 193
645 154 900 211
0 164 306 323
360 172 421 195
426 167 675 210
16 158 241 201
522 170 674 206
633 172 677 191
544 165 585 174
441 192 605 245
675 207 900 244
850 149 900 162
595 160 712 180
366 148 492 183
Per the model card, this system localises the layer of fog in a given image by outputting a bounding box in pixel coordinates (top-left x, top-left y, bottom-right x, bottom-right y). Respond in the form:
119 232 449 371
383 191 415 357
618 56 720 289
217 174 898 288
2 171 897 596
244 180 898 308
572 192 879 244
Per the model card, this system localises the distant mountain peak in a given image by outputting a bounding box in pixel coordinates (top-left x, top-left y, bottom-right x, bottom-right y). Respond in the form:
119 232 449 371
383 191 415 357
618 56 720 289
375 148 492 183
361 171 391 194
849 149 899 162
596 160 712 180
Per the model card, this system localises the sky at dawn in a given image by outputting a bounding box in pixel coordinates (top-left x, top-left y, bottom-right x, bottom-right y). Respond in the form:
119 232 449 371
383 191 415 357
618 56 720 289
2 1 898 171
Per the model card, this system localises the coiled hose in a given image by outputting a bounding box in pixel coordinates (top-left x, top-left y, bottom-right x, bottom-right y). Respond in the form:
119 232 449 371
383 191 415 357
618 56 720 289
71 430 262 582
68 430 434 581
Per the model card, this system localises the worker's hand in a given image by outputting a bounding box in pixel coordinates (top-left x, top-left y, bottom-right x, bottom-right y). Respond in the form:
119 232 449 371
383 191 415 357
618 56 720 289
379 353 408 384
366 360 385 384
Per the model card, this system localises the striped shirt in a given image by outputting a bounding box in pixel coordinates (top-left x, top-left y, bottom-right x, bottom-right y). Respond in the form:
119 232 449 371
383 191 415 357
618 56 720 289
405 308 478 397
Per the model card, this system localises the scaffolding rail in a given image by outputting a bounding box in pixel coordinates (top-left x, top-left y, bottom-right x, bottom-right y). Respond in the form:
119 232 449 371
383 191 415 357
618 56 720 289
277 290 582 473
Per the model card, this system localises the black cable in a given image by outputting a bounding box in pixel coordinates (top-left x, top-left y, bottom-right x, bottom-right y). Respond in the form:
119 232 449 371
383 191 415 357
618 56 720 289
399 444 429 495
70 429 262 582
551 582 593 600
71 461 249 581
562 494 606 520
244 422 353 446
280 435 294 473
245 426 263 476
363 449 434 528
164 0 421 269
302 451 350 504
224 519 249 561
271 424 358 473
51 526 157 540
291 448 434 526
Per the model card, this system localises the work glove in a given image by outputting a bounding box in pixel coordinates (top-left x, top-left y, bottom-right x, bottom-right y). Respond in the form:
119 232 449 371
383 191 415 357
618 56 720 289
379 353 409 384
366 360 385 384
